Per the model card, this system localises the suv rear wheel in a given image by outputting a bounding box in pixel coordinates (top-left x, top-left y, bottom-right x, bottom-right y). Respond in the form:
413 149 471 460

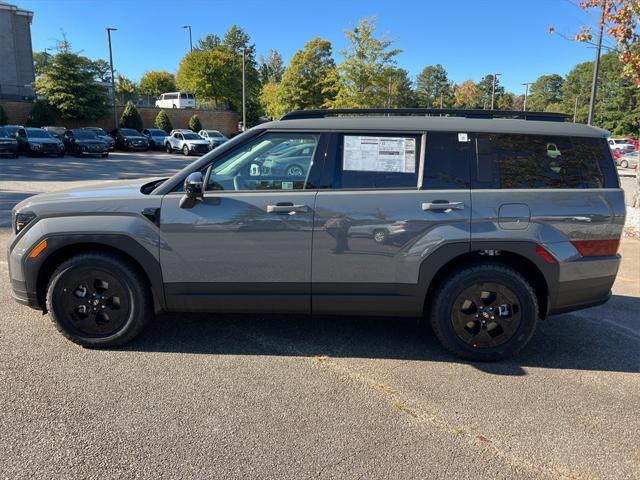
429 263 538 361
46 252 152 347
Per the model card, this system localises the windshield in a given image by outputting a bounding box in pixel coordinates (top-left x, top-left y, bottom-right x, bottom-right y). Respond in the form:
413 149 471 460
86 128 108 136
0 127 7 137
74 131 98 140
183 133 201 140
26 128 52 139
149 129 166 135
206 130 224 138
4 126 19 136
120 129 140 136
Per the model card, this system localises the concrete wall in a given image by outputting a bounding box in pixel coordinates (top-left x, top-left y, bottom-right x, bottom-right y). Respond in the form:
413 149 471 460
0 101 239 137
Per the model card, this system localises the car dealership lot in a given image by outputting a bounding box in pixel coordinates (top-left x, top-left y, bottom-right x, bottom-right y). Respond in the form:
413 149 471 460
0 152 638 479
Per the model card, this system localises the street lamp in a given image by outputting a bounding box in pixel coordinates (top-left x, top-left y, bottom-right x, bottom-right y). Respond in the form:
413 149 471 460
182 25 193 52
490 73 501 110
522 82 533 111
106 27 118 130
241 46 253 132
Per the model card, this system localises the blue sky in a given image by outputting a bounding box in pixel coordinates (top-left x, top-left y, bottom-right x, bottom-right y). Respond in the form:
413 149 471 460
20 0 605 93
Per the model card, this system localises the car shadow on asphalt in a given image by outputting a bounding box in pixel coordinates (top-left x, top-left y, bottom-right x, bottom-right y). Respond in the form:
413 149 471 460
119 294 640 376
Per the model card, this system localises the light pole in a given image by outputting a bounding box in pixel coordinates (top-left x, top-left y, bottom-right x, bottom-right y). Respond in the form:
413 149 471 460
241 46 252 131
522 82 533 111
490 73 501 110
182 25 193 52
106 27 118 130
587 0 606 125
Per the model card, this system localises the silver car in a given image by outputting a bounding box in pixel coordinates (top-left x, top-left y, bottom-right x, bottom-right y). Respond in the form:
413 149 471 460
165 131 211 156
616 151 639 169
7 108 625 361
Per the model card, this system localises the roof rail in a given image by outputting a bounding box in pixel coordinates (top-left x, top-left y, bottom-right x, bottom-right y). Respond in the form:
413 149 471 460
280 108 569 122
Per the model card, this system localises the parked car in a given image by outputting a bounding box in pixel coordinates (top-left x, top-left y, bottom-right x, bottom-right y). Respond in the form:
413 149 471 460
142 128 168 150
83 127 116 150
616 151 639 169
16 127 65 157
2 125 23 139
259 141 315 176
7 108 624 362
608 138 635 154
165 131 211 156
155 92 195 109
0 126 19 157
110 128 150 151
198 130 228 148
64 129 109 157
42 126 67 141
169 129 193 136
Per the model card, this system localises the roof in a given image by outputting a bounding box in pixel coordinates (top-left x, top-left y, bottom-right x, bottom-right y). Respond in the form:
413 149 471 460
259 116 609 138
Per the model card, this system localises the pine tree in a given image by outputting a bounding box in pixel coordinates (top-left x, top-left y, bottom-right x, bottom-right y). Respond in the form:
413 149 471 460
154 110 173 133
188 114 202 132
119 102 143 131
26 100 56 127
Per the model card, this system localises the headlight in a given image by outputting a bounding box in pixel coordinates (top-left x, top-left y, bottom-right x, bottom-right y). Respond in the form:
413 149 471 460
14 211 36 234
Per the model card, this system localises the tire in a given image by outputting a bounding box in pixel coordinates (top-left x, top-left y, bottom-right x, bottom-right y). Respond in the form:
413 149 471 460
165 143 172 153
620 159 629 168
372 229 388 244
46 252 152 347
182 145 190 156
286 164 305 176
57 152 65 158
12 151 19 158
428 263 538 361
101 153 109 158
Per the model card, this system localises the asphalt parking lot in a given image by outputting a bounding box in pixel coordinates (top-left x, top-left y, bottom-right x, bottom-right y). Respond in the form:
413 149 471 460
0 152 639 479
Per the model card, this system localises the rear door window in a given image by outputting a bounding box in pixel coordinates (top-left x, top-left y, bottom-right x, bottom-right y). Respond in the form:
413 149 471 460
423 132 471 189
325 133 421 189
473 134 618 189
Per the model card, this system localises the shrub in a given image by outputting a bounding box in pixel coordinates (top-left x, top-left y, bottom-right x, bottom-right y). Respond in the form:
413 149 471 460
154 109 172 133
0 104 7 124
188 114 202 132
26 100 56 127
119 101 143 131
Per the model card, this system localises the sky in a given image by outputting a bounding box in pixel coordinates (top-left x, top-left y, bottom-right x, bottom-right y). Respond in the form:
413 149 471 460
19 0 608 94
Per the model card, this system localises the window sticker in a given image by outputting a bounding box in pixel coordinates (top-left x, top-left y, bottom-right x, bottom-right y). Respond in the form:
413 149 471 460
281 181 294 190
343 136 415 173
458 133 468 142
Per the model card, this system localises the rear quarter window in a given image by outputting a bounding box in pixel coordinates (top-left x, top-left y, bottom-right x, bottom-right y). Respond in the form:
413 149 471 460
473 134 618 189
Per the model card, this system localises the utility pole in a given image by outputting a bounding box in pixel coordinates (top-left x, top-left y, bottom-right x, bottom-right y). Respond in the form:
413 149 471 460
106 27 118 130
388 77 392 108
242 47 247 131
439 92 444 109
182 25 193 52
490 73 501 110
587 0 606 125
574 96 579 122
522 82 533 111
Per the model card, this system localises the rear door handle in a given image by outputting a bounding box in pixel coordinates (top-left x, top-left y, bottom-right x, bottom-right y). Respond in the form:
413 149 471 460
266 203 309 213
422 201 465 211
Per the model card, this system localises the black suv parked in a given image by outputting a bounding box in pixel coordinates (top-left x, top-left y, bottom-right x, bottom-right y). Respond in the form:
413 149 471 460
110 128 150 151
0 126 19 157
64 129 110 157
16 127 65 157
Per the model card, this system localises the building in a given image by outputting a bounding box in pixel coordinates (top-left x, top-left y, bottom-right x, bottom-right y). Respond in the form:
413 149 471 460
0 1 34 99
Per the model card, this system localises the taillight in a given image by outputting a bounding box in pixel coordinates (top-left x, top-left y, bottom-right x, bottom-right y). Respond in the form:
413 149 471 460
535 245 556 264
572 239 620 257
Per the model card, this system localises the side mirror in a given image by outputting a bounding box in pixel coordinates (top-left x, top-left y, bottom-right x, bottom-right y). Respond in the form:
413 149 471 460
179 172 204 209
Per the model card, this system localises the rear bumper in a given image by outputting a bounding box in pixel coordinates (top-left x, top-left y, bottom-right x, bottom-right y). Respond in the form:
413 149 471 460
548 255 620 315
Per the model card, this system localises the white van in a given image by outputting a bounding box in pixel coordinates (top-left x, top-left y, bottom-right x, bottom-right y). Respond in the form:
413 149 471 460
155 92 196 109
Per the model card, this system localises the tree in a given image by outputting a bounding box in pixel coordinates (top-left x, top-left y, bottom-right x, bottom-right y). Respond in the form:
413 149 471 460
116 74 138 94
26 100 56 127
89 59 112 83
154 109 173 133
415 64 453 108
33 51 49 77
380 67 415 108
260 82 287 119
188 114 202 132
497 92 516 110
475 74 505 109
0 104 8 124
139 71 176 96
258 49 285 84
453 80 478 108
527 74 564 111
327 17 402 108
223 25 252 54
197 34 222 50
34 41 108 120
274 38 337 113
119 102 143 131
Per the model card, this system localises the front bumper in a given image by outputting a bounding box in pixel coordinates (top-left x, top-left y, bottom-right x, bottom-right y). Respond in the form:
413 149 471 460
10 278 41 309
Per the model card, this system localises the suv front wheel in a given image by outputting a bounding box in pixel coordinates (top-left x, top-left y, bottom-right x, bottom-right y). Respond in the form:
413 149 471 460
429 263 538 361
46 252 152 347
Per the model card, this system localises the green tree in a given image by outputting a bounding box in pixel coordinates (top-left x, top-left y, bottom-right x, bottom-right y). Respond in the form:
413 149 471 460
0 104 8 124
497 92 515 110
258 49 285 84
260 82 286 119
327 17 402 108
197 34 222 50
89 59 112 82
139 71 176 96
527 74 564 111
188 114 202 132
154 109 173 133
119 101 143 131
475 74 504 109
223 25 251 54
380 67 415 108
276 38 337 113
34 41 108 120
415 64 453 108
26 100 56 127
33 51 50 77
116 74 138 94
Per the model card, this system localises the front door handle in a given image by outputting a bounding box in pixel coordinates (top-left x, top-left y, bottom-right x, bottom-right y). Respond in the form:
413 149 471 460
266 203 309 214
422 201 465 212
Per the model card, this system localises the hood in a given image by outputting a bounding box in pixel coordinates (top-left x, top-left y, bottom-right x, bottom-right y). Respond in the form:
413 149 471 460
30 137 62 144
13 178 162 217
124 135 147 140
185 139 210 145
76 138 107 145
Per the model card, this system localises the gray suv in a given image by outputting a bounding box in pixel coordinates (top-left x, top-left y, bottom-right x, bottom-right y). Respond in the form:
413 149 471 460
7 109 625 361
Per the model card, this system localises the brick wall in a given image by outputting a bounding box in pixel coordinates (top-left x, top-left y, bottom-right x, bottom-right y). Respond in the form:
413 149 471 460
0 101 239 137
